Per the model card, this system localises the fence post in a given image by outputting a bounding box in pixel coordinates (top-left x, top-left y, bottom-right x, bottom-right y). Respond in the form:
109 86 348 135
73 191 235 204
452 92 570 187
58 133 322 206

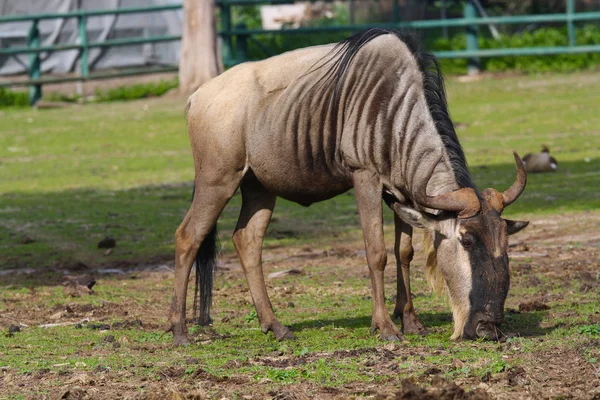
220 1 233 66
566 0 575 47
392 0 399 24
464 0 480 75
235 22 248 64
27 19 41 106
78 14 89 79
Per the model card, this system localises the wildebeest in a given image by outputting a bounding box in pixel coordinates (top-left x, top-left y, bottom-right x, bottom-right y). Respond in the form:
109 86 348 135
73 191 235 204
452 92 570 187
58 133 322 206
523 145 558 173
167 29 529 346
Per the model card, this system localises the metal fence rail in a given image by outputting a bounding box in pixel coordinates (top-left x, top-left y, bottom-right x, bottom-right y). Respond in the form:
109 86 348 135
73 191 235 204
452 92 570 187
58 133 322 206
0 0 598 106
0 4 182 105
217 0 598 74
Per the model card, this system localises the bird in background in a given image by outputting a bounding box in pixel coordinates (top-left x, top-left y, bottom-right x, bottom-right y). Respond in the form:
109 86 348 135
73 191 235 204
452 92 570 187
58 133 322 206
523 145 558 173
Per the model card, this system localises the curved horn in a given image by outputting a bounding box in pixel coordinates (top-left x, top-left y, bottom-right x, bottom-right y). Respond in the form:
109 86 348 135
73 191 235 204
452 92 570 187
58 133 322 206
502 151 527 207
414 152 480 218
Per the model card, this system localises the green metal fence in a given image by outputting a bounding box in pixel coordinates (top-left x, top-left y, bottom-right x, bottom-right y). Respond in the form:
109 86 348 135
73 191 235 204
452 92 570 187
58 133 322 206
1 0 599 106
218 0 600 68
0 4 182 105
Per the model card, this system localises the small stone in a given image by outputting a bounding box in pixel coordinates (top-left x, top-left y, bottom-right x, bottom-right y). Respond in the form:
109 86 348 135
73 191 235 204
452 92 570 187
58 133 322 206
93 365 108 374
50 311 64 320
103 335 116 343
519 300 550 312
98 237 116 249
20 235 35 244
8 325 20 334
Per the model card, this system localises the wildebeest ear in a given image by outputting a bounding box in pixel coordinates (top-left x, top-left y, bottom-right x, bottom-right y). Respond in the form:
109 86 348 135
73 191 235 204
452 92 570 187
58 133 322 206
391 203 438 231
505 219 529 235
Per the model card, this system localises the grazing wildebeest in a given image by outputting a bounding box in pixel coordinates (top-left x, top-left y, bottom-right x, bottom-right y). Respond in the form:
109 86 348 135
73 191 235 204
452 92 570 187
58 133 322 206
168 29 529 346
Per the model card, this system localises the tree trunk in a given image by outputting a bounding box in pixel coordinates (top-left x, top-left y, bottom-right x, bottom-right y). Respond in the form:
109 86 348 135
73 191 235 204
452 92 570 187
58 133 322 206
179 0 221 96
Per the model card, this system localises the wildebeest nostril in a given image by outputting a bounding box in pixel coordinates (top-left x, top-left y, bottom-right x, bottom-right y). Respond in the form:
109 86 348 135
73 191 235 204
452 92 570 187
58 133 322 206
476 322 503 341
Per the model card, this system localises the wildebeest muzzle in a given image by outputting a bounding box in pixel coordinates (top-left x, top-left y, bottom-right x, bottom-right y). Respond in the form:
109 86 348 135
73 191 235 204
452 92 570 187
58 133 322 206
463 311 504 341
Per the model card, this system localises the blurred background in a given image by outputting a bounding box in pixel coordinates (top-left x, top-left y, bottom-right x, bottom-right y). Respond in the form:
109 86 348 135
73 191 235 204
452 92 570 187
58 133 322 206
3 0 600 105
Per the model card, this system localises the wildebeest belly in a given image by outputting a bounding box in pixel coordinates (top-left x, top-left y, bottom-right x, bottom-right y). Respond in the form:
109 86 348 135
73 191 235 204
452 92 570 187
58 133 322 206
246 130 352 206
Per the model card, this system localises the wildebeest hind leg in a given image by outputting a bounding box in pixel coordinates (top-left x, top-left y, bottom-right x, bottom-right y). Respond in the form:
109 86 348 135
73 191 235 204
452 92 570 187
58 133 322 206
392 215 429 335
354 170 404 341
169 176 242 346
232 175 295 341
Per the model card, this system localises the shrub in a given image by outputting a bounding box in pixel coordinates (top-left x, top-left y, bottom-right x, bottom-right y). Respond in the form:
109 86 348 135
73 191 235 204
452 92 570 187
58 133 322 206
94 79 178 102
0 88 29 107
434 25 600 74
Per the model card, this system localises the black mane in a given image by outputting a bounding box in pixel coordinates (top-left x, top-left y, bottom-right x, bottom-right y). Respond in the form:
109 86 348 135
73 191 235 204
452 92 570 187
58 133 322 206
315 28 475 190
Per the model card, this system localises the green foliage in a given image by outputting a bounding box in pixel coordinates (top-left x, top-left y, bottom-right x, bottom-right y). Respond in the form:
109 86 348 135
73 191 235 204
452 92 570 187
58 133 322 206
228 3 600 75
137 332 169 343
578 324 600 336
0 87 29 108
435 25 600 74
94 79 178 102
265 368 299 382
295 347 310 357
41 79 178 105
234 4 351 61
245 310 258 323
488 360 510 373
43 91 82 103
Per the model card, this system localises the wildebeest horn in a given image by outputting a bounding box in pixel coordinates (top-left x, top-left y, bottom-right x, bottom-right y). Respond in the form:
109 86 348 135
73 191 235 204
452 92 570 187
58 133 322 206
501 151 527 207
414 152 480 218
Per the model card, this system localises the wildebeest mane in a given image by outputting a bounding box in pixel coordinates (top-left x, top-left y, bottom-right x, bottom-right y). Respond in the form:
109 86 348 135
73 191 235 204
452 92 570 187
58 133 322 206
311 28 475 190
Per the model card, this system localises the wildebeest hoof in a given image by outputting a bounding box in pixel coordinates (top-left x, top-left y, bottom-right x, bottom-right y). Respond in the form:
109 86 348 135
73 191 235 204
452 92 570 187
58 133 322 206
380 332 403 341
173 334 191 346
402 314 429 336
372 322 404 342
403 324 430 336
262 322 296 341
275 328 297 341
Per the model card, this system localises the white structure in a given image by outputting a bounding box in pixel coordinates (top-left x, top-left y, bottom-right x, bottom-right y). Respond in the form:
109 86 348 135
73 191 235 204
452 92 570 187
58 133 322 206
0 0 183 76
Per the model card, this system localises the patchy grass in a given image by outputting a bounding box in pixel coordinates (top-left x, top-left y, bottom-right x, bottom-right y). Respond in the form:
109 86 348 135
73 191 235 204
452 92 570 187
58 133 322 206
1 213 599 398
0 72 599 398
1 73 599 270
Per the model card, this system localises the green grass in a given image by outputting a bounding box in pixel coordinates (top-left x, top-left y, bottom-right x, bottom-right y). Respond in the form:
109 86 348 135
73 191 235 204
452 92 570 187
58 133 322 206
1 74 599 269
1 269 596 395
0 72 599 397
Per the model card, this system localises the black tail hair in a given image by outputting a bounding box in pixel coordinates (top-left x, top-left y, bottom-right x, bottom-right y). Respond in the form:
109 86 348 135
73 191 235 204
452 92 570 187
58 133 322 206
190 185 219 326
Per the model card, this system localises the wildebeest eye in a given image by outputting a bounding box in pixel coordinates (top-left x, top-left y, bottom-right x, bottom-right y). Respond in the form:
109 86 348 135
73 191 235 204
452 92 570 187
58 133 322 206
461 234 474 249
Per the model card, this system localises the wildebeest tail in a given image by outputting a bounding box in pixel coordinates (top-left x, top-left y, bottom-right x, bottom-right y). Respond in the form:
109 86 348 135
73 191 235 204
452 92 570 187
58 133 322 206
423 231 446 296
193 225 219 326
190 184 219 326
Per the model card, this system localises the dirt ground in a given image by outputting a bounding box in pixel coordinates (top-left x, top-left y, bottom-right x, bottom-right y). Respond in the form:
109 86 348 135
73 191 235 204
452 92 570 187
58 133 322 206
1 212 599 399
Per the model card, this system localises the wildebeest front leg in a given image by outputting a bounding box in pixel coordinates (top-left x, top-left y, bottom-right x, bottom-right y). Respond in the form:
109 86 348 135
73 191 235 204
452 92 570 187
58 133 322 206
232 177 295 341
354 170 404 341
392 214 428 335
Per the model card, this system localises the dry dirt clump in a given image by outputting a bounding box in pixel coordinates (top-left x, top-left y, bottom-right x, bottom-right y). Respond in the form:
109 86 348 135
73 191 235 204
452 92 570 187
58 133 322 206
374 378 491 400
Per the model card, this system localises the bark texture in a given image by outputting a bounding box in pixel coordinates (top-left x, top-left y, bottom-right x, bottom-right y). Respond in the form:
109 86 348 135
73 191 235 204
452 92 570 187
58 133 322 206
179 0 221 96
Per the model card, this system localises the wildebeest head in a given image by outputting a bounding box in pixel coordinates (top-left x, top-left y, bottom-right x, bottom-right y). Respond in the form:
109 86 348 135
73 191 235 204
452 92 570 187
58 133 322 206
393 152 529 340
